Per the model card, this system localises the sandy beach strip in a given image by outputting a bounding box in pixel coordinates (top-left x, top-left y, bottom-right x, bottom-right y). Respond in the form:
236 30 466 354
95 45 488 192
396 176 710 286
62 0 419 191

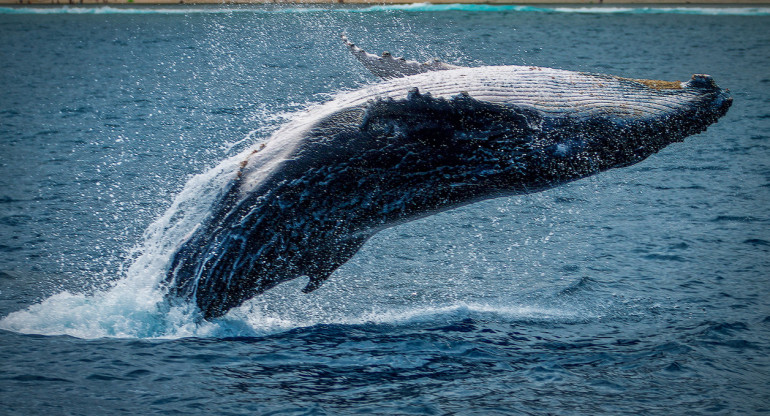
2 0 769 5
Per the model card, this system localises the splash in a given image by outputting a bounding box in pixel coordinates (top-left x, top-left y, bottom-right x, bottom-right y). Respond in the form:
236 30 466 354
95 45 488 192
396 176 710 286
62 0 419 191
0 142 604 340
0 154 243 339
0 134 585 339
0 284 586 339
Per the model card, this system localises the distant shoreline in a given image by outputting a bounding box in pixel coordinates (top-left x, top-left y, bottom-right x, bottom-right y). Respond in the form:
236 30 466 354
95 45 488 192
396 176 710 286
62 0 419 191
2 0 769 5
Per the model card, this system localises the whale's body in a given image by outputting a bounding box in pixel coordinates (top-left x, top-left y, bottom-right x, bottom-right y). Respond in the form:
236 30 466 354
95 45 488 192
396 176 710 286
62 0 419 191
164 44 731 319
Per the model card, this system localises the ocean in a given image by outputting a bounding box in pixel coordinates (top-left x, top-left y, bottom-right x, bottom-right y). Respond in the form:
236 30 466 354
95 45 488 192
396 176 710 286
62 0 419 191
0 4 768 414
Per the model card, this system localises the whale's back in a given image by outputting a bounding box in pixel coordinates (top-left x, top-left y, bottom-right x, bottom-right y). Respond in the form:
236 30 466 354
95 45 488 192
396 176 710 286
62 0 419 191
324 66 711 119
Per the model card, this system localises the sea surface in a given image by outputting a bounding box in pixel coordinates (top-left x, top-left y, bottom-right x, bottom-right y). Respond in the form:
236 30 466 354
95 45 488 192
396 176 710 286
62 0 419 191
1 4 769 415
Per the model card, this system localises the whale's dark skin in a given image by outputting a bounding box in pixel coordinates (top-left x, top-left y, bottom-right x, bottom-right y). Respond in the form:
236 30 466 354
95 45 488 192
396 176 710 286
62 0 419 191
163 46 732 320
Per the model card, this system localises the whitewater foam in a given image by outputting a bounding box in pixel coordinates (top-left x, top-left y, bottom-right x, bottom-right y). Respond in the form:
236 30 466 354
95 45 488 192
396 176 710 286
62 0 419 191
0 287 584 339
0 152 244 339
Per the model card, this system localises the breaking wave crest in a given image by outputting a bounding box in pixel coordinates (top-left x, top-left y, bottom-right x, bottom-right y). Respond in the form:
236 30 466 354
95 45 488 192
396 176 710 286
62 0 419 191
1 4 768 16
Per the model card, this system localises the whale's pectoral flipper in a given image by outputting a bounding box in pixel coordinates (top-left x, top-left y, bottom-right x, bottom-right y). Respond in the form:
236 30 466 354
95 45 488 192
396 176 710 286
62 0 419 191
301 234 370 294
302 273 330 294
342 34 462 79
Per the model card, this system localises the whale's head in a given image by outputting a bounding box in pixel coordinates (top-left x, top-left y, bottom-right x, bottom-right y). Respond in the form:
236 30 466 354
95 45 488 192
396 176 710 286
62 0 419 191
349 69 732 203
364 68 731 200
576 73 733 171
337 39 734 200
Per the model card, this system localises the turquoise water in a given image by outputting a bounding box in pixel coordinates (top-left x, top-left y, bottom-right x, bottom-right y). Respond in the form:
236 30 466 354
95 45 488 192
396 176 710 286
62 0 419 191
1 4 770 14
1 5 769 414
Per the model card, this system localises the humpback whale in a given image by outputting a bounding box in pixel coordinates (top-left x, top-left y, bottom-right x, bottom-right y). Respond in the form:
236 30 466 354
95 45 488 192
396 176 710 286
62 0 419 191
163 38 732 320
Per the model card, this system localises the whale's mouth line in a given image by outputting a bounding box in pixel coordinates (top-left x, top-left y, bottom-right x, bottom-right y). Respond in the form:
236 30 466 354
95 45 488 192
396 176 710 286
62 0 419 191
617 77 683 90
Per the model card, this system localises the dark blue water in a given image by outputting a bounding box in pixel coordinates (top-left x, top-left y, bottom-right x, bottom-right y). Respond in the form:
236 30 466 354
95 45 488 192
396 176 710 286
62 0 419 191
1 5 769 415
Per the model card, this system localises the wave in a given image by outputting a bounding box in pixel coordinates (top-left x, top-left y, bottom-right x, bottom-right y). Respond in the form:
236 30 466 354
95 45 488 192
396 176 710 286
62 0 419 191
1 4 769 16
365 3 770 15
0 294 583 339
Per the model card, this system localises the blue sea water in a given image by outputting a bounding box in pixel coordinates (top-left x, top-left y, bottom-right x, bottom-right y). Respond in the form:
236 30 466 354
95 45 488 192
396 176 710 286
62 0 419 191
0 4 769 414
